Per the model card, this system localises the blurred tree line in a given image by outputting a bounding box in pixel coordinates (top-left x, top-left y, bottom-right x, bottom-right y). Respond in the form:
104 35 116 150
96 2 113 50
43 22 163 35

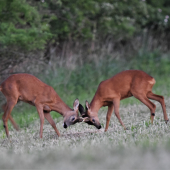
0 0 170 75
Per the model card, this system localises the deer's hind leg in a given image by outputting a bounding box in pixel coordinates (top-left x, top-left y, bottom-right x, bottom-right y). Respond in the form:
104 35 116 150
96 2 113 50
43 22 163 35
2 99 17 138
132 92 156 124
147 92 169 123
2 103 19 131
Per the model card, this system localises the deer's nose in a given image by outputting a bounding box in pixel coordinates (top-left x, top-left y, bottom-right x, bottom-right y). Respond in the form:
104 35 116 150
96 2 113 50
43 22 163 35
98 125 101 129
63 122 67 128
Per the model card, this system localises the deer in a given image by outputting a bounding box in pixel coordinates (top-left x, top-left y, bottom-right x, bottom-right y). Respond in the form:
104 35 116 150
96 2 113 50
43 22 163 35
79 70 169 131
0 73 83 138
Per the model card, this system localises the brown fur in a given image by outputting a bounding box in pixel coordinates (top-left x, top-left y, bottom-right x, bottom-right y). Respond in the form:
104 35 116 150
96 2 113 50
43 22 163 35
80 70 169 131
0 73 81 138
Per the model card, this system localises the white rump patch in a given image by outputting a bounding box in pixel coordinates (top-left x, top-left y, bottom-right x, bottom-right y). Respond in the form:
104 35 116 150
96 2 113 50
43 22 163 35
148 78 156 85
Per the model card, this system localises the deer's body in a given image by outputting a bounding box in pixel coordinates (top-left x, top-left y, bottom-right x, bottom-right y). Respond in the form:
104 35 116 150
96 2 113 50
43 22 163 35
79 70 169 131
0 73 81 138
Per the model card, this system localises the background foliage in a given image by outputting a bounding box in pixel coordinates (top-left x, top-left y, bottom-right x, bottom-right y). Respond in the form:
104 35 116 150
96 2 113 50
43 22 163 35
1 0 170 54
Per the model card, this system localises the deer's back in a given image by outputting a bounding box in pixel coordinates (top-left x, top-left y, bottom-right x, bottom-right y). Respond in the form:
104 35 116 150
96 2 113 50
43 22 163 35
0 74 56 103
96 70 155 100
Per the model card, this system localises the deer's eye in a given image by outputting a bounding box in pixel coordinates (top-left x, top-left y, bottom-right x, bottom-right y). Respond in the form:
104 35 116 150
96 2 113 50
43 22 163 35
72 117 75 121
92 119 95 123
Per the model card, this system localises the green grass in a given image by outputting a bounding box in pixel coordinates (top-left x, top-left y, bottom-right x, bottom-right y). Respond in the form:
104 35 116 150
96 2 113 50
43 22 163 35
0 99 170 169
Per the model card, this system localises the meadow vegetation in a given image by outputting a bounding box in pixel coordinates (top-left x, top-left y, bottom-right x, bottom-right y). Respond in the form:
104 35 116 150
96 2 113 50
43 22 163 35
0 95 170 169
1 0 170 169
0 50 170 169
2 49 170 131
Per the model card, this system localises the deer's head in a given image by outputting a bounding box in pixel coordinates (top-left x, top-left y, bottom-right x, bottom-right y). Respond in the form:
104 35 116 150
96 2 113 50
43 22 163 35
63 99 83 128
78 101 101 129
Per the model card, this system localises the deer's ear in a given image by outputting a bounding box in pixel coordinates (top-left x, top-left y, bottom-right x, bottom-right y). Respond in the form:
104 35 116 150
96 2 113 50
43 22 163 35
79 104 85 114
85 100 90 110
73 99 79 111
79 104 88 117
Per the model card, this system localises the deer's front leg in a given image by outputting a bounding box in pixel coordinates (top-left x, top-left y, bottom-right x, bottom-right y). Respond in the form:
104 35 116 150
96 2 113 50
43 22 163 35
113 98 126 130
105 104 114 132
36 104 44 138
44 112 60 137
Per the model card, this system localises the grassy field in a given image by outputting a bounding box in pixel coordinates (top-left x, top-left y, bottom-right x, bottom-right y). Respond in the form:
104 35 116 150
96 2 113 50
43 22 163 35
0 51 170 169
0 98 170 169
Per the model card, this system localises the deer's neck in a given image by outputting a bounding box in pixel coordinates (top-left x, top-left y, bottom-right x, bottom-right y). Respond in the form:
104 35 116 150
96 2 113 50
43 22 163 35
51 94 72 117
90 94 102 113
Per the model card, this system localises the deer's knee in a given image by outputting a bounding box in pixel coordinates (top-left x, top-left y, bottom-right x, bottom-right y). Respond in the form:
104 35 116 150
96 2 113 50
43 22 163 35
106 115 111 121
114 111 120 117
150 103 156 113
51 122 56 128
2 114 8 123
1 104 6 111
159 96 165 104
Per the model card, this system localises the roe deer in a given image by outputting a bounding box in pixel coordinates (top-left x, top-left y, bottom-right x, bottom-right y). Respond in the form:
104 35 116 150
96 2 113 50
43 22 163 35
0 73 82 138
79 70 169 131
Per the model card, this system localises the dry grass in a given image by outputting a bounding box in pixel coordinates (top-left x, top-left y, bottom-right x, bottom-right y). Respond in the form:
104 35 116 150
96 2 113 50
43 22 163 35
0 97 170 169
